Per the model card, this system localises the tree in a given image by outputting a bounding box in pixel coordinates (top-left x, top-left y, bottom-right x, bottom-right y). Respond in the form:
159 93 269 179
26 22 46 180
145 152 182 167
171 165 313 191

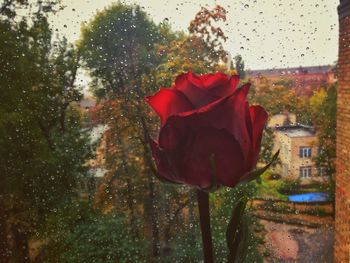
259 127 275 164
249 77 312 124
311 84 336 176
0 0 61 18
79 3 160 99
79 3 164 257
309 88 327 115
234 54 246 79
152 30 227 89
188 5 229 66
152 5 229 89
0 5 91 261
309 84 336 215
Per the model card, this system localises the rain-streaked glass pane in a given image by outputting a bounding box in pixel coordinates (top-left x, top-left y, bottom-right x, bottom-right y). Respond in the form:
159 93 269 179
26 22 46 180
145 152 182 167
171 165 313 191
0 0 347 262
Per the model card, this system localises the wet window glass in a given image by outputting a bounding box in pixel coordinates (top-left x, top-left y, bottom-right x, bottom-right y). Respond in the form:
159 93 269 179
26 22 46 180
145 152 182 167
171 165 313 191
0 0 346 263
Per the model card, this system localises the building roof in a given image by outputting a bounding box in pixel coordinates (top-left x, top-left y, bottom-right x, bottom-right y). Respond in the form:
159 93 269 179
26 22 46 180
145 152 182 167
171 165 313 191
274 124 316 138
246 65 334 78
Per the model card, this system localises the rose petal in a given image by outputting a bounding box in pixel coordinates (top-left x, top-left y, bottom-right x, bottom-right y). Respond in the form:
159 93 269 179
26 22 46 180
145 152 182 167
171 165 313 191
162 84 252 167
174 72 217 108
158 123 182 152
188 72 230 89
249 105 268 166
170 128 245 188
145 88 194 124
173 72 240 108
149 139 178 183
209 75 239 97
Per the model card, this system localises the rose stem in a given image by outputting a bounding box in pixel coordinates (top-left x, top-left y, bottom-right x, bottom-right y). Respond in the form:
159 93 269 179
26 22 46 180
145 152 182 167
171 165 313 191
197 190 214 263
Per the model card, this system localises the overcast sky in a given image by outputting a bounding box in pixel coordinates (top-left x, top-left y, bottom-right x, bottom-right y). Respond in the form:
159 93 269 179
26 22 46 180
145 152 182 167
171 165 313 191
49 0 339 70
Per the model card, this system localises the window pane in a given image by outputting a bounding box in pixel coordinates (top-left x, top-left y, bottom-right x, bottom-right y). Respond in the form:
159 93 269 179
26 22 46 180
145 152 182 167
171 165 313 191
0 1 340 262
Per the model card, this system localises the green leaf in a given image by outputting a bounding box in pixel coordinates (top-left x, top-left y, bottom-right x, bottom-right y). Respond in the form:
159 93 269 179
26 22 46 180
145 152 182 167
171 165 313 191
235 222 249 263
226 197 248 263
238 149 280 185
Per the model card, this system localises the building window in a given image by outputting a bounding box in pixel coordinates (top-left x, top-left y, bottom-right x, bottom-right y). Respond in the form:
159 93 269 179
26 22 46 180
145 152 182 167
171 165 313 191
299 147 312 158
300 166 312 178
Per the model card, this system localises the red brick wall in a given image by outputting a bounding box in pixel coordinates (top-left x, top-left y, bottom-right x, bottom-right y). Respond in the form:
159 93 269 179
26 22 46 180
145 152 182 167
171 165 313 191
335 2 350 261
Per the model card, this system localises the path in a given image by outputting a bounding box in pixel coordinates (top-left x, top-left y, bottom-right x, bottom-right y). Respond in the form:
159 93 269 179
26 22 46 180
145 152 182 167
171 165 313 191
261 220 334 263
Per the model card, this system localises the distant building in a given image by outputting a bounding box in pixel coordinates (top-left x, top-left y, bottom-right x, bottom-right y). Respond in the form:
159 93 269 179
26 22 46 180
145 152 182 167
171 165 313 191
246 65 335 78
79 97 96 110
78 123 108 199
272 123 328 183
247 65 337 96
76 97 98 127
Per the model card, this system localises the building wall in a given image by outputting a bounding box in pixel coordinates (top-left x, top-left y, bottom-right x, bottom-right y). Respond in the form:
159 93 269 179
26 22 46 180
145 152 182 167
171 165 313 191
289 136 318 180
274 132 321 182
335 1 350 261
274 132 292 177
250 72 335 96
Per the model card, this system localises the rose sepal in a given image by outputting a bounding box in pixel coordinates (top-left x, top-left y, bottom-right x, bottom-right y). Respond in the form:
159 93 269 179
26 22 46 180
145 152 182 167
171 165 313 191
237 150 280 185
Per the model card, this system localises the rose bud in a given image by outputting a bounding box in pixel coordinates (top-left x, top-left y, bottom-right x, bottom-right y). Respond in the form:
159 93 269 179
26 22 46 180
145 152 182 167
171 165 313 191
145 72 268 189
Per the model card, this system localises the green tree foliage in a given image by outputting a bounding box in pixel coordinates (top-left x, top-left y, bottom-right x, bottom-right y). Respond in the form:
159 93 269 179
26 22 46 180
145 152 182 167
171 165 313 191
41 202 148 263
234 54 246 79
248 77 312 165
79 3 166 257
211 184 263 263
311 84 336 176
259 127 275 164
309 83 336 211
167 185 263 263
79 3 161 99
0 5 91 261
273 79 294 88
310 88 327 116
154 6 229 88
249 77 312 124
0 0 62 18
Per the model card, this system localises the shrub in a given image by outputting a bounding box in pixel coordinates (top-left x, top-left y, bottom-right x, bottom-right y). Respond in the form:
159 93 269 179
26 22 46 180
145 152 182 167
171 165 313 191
278 178 301 194
41 202 148 263
268 173 281 180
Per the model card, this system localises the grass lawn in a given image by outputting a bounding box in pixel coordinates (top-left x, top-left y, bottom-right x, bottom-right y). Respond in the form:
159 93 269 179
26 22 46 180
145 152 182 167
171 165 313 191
254 170 288 200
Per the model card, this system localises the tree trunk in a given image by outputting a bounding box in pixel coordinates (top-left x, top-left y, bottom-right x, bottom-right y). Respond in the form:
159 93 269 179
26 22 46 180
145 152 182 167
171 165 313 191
116 133 136 230
148 178 160 258
135 105 161 259
12 225 30 263
0 199 9 263
163 193 171 246
124 40 161 258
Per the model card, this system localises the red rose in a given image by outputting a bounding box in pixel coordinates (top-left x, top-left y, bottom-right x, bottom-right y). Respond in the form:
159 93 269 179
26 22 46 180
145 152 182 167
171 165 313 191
146 72 267 189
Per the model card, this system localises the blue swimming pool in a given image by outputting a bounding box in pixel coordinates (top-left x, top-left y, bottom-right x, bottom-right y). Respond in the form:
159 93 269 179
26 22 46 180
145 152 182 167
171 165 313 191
288 192 329 202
